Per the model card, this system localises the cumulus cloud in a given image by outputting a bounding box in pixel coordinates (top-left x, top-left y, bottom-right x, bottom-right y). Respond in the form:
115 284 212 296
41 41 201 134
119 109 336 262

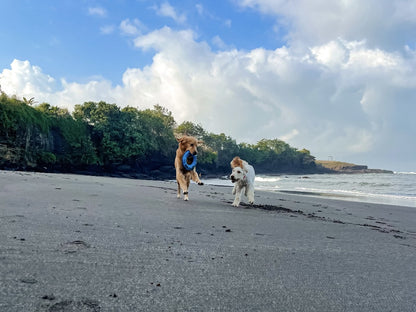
153 2 186 24
236 0 416 50
0 60 116 110
0 60 57 97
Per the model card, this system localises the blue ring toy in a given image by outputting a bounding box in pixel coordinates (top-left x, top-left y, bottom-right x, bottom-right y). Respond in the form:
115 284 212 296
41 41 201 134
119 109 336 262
182 150 197 171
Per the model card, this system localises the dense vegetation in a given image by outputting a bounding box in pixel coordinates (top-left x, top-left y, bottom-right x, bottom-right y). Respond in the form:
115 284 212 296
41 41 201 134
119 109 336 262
0 92 321 178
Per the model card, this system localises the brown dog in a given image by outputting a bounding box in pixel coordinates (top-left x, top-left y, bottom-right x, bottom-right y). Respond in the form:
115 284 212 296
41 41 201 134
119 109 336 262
175 136 204 201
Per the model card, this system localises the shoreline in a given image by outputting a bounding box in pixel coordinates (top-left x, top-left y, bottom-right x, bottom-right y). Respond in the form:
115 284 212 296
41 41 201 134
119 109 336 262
1 170 415 311
204 174 416 209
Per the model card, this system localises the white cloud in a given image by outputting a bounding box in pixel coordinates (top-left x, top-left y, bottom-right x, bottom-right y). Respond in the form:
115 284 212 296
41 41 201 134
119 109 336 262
236 0 416 50
88 6 107 18
0 60 56 97
310 39 348 69
0 60 117 111
153 2 186 24
100 25 115 35
119 18 145 36
1 25 416 171
211 35 228 50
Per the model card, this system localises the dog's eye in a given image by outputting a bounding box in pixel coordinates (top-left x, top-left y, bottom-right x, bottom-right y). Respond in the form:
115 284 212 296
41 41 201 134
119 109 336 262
237 170 241 173
190 143 194 147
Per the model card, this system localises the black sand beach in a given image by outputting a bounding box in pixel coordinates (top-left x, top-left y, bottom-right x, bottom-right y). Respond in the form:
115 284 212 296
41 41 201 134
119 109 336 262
1 170 415 311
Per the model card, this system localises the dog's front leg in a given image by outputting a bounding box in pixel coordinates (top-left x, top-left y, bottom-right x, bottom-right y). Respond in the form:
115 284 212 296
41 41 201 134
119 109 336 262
232 185 243 207
176 173 190 201
176 181 181 199
246 185 255 204
190 169 204 185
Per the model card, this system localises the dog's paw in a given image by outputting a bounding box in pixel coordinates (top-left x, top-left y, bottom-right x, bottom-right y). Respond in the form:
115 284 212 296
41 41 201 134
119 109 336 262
232 202 239 207
198 182 204 185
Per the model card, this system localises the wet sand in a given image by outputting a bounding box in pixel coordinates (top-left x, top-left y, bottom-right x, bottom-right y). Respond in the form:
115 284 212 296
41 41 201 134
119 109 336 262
1 170 415 311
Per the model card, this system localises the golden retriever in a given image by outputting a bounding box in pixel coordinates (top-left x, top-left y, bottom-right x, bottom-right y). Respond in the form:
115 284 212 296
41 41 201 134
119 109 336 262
175 136 204 200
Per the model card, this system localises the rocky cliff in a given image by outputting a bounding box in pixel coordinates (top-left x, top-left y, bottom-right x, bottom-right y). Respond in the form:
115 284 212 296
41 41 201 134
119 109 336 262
316 160 393 174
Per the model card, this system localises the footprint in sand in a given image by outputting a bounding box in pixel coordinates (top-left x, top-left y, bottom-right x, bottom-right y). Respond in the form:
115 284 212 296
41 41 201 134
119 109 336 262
59 240 90 254
38 298 101 312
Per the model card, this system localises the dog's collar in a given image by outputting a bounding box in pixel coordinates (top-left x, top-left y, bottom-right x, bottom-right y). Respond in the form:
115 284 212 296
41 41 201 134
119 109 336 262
239 175 247 185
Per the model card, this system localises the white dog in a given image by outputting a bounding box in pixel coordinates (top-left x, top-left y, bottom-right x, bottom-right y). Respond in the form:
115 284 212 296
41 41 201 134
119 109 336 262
230 156 255 207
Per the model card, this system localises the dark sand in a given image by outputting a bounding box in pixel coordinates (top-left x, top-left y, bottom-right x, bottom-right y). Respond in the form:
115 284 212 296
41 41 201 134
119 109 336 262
1 170 415 311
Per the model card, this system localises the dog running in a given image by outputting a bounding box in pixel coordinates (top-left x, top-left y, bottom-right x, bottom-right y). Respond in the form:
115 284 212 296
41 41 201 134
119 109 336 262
174 136 204 201
230 156 255 207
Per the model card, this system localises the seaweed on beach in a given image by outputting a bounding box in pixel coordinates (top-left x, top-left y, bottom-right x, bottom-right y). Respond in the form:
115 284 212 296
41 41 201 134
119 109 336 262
228 201 410 239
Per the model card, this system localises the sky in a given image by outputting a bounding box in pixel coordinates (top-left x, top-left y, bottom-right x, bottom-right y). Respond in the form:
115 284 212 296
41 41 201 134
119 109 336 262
1 0 416 172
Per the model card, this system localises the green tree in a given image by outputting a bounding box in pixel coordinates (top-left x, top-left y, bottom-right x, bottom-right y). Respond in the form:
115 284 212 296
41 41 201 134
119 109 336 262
202 133 239 171
73 101 125 164
73 102 177 165
138 105 177 158
298 148 316 167
175 121 206 139
1 92 319 175
23 97 37 105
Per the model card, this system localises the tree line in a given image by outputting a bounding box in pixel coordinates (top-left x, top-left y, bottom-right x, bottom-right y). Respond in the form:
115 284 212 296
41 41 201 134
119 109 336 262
0 92 319 178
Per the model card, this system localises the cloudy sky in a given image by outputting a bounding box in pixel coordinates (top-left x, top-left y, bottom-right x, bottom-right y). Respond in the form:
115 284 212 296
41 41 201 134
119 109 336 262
1 0 415 172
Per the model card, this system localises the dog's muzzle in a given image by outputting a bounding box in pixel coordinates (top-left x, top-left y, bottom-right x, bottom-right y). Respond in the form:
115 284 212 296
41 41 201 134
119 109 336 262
230 175 237 183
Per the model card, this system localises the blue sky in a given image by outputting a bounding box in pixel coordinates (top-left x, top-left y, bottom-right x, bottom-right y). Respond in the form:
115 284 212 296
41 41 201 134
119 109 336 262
1 0 416 172
0 1 279 84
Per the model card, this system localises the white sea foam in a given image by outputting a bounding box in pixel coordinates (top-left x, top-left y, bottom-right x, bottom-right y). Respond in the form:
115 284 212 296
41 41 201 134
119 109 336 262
255 176 281 183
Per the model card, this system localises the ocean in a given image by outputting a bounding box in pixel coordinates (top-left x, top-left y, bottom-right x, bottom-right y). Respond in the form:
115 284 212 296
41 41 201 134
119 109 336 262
205 172 416 208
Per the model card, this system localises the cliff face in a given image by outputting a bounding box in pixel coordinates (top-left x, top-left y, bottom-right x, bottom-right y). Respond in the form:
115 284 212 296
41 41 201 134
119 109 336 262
0 144 21 166
0 125 55 169
339 167 394 174
316 160 393 174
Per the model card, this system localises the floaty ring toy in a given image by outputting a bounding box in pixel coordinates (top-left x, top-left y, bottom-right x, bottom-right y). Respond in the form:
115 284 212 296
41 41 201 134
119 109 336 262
182 150 197 171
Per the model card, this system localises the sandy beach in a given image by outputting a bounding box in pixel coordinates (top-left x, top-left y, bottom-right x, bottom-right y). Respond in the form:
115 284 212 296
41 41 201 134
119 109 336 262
1 170 415 312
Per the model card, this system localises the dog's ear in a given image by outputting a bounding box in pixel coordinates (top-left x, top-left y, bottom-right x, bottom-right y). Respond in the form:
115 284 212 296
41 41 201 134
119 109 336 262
243 168 249 174
197 140 204 145
230 156 243 169
230 157 238 168
176 136 184 143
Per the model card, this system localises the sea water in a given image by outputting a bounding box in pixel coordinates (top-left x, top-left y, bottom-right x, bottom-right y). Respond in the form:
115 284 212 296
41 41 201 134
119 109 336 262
205 172 416 208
